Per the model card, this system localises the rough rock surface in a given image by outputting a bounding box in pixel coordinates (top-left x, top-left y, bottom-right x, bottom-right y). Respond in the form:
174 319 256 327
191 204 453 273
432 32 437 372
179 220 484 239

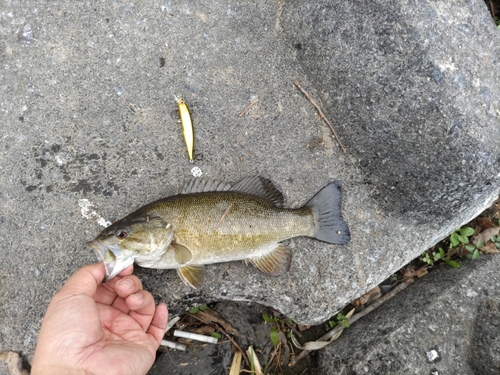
1 0 499 365
316 255 500 375
0 352 30 375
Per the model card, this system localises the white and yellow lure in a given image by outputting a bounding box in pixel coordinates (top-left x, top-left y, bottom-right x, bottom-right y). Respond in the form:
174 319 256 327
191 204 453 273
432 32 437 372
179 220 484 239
177 98 194 161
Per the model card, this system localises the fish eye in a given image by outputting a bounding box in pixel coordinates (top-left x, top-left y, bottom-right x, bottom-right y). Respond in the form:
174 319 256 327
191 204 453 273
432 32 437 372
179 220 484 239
115 229 128 238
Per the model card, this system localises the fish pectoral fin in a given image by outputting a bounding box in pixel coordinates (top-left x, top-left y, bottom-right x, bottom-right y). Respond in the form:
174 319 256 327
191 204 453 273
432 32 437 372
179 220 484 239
246 243 291 276
177 265 206 289
171 243 193 264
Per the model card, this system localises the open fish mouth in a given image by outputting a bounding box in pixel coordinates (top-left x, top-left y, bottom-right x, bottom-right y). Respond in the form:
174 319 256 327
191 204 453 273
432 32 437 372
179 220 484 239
87 240 134 281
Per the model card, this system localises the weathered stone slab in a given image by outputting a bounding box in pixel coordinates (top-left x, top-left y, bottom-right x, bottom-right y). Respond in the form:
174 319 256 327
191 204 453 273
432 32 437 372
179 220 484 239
316 255 500 375
1 0 499 364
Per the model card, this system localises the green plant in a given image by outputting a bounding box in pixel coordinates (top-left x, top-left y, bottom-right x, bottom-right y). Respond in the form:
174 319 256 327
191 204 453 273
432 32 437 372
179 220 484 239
421 250 439 266
262 313 281 346
421 227 475 267
492 235 500 248
421 247 459 267
465 241 481 259
449 227 475 247
326 312 350 331
188 304 208 313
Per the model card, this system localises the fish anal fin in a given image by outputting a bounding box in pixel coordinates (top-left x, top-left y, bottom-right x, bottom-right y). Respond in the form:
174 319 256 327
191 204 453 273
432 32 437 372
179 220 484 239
171 243 192 264
231 176 284 207
247 243 291 276
177 265 206 289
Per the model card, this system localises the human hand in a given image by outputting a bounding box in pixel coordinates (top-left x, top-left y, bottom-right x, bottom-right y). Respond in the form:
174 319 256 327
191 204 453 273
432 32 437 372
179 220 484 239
32 263 168 375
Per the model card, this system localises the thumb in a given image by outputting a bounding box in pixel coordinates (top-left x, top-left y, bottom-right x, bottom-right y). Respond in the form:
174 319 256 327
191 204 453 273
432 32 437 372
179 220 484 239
52 263 106 301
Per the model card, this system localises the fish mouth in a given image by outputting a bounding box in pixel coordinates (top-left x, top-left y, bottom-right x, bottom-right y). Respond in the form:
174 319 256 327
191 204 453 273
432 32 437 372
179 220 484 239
87 240 134 282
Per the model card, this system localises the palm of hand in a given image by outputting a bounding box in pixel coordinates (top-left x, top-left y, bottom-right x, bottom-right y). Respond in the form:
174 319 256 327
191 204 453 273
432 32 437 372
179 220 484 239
32 264 168 375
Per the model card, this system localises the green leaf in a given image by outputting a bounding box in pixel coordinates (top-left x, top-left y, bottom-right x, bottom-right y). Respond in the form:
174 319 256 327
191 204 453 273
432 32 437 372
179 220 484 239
472 249 480 259
262 313 273 322
341 320 350 328
249 346 255 373
460 227 474 237
476 239 483 249
189 306 200 314
199 304 208 311
439 248 445 256
465 244 476 252
444 259 460 268
433 252 441 261
421 253 433 265
450 232 460 247
270 328 280 346
457 234 468 244
211 332 221 339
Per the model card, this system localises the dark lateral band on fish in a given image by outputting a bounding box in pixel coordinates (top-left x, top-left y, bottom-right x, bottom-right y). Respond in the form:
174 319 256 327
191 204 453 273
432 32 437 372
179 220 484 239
87 176 350 288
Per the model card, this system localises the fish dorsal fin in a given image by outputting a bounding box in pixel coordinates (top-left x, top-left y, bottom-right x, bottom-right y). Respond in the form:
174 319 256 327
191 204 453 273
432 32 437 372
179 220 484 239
171 243 192 264
246 243 291 276
177 265 206 289
231 176 284 207
180 179 232 194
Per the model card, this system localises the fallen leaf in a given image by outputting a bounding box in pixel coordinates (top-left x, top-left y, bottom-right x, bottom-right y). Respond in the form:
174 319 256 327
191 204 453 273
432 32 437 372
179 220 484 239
414 268 428 278
246 346 263 375
480 242 500 254
297 324 310 332
357 286 382 306
191 326 215 335
190 308 239 336
403 264 428 279
473 227 500 246
478 217 496 230
229 352 242 375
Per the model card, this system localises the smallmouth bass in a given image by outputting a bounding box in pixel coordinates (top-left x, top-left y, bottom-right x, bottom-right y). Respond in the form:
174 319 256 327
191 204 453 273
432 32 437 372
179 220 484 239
88 176 350 288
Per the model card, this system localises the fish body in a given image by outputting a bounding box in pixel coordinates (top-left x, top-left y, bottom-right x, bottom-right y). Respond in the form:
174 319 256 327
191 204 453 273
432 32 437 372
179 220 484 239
88 176 350 288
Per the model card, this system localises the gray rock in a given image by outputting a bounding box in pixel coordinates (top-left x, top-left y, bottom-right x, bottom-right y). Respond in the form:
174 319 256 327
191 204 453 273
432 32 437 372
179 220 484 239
315 255 500 375
0 352 29 375
1 0 499 366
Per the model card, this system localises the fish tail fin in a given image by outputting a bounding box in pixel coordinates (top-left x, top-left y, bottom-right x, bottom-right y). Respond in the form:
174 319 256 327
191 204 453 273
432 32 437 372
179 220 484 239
305 181 350 244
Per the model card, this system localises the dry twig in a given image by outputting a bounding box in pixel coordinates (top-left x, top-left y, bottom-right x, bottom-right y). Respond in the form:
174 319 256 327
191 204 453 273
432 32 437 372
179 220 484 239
293 80 347 154
218 326 251 368
238 98 259 117
289 279 415 367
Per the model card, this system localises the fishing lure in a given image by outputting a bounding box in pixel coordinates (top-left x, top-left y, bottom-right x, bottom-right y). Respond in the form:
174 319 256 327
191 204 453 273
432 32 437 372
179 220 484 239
177 98 194 161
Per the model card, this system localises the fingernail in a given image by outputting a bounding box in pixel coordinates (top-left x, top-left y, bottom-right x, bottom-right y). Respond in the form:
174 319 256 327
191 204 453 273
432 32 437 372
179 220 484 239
134 292 144 300
118 279 134 290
